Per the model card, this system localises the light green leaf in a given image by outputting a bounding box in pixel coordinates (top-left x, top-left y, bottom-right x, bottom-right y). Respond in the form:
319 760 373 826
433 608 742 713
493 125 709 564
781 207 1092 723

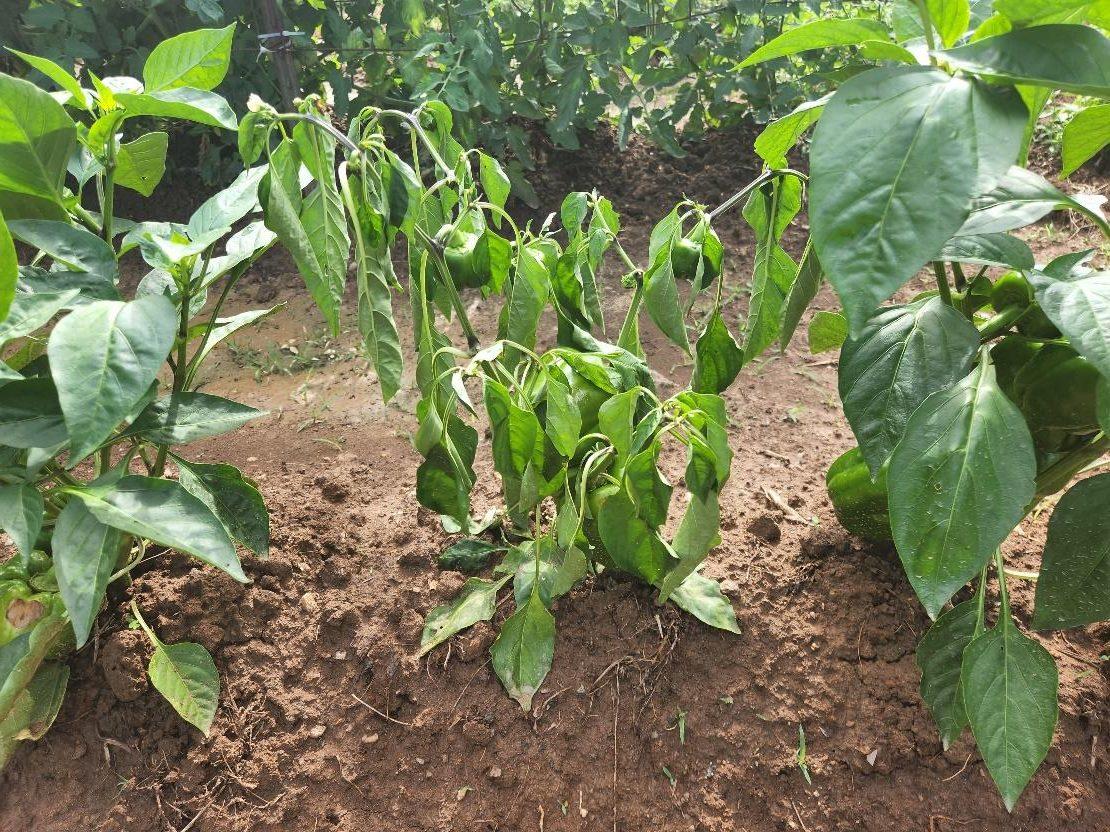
917 598 977 750
961 622 1057 811
959 166 1108 236
668 571 740 634
0 290 79 346
0 483 44 561
69 475 245 582
116 88 237 131
839 298 980 476
754 96 828 166
148 640 220 735
478 152 511 220
52 499 122 646
807 310 847 354
0 73 76 221
6 49 89 110
142 24 236 92
418 575 511 656
994 0 1092 23
1033 474 1110 629
48 295 177 462
888 361 1036 618
190 306 281 366
810 66 1026 332
114 131 168 197
123 392 264 445
1061 104 1110 177
940 24 1110 97
490 588 555 711
188 165 266 240
739 18 891 67
0 210 14 324
924 0 971 47
176 458 269 558
7 219 117 282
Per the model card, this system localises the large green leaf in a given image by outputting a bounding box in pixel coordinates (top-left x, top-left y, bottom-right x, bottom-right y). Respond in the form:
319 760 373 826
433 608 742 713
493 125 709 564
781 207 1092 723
176 459 268 558
0 378 67 448
961 622 1058 811
148 639 219 735
1033 474 1110 629
0 73 75 221
810 66 1025 332
188 165 266 240
754 96 828 165
490 588 555 711
839 298 980 476
597 489 670 584
888 361 1036 617
544 377 581 458
917 598 978 750
116 89 237 131
959 166 1109 236
47 295 177 462
484 380 541 477
937 233 1034 269
7 219 117 283
739 18 891 67
0 290 79 346
418 575 511 656
123 392 264 445
6 49 89 110
113 131 168 197
1061 104 1110 177
1030 269 1110 380
142 24 236 92
52 499 122 647
924 0 972 47
0 483 44 561
994 0 1092 23
69 475 245 582
941 24 1110 98
668 571 740 634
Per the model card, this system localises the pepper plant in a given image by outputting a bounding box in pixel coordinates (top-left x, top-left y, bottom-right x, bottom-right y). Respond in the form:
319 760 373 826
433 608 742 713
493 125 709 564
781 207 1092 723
244 89 811 706
0 26 356 767
742 0 1110 811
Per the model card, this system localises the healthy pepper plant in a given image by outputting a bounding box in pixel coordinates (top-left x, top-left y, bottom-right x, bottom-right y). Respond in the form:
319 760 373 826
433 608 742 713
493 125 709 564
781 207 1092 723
0 27 357 767
742 0 1110 811
245 90 810 706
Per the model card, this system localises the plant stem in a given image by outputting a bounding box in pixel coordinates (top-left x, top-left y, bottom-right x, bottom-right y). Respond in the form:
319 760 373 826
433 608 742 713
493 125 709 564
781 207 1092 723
993 549 1012 630
976 304 1026 341
915 0 938 60
100 135 117 244
706 168 805 221
1034 434 1110 499
932 262 953 306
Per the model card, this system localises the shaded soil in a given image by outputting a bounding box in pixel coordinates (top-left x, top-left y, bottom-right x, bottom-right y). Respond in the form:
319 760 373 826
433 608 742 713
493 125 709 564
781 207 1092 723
3 125 1110 832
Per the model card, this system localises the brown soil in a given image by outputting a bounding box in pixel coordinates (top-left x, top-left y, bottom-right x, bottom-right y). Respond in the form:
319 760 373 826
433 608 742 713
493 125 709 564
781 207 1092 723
3 126 1110 832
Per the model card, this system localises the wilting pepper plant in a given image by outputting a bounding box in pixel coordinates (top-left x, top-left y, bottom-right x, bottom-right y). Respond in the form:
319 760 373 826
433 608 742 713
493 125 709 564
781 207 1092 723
244 86 813 706
0 26 362 766
743 0 1110 811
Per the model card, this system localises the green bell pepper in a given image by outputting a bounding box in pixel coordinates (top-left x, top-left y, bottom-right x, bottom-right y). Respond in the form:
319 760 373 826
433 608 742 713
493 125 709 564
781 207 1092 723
826 447 892 542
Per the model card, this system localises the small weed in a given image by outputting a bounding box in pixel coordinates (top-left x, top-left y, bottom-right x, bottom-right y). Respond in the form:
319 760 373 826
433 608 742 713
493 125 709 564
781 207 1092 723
797 725 812 785
227 327 359 381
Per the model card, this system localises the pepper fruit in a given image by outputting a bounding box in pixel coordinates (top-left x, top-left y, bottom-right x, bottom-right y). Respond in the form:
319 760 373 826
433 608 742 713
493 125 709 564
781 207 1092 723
671 220 722 285
0 578 48 648
438 225 491 289
826 447 892 542
990 271 1034 313
1012 344 1101 451
990 335 1041 400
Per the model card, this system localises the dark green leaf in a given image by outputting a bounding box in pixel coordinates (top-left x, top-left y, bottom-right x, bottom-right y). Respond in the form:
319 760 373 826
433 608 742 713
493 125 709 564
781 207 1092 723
490 588 555 710
124 393 264 445
438 539 505 573
597 489 670 584
176 459 269 558
0 290 78 345
938 234 1035 269
693 311 743 394
959 166 1108 235
52 499 122 646
0 378 67 448
0 483 44 561
1030 269 1110 380
544 377 581 458
917 598 978 750
778 242 823 352
419 575 510 656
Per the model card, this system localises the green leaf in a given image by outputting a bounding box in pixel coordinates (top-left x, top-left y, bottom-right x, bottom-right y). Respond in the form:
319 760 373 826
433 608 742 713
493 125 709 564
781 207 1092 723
142 24 236 92
175 459 268 558
739 18 891 67
416 443 473 527
807 310 847 354
478 152 511 220
917 599 978 750
188 165 266 240
779 242 823 351
924 0 972 47
888 361 1036 618
113 131 168 197
597 489 670 584
0 378 68 448
419 575 510 656
7 219 117 282
190 306 280 366
938 233 1034 269
810 67 1026 332
668 571 740 634
961 622 1058 811
1062 104 1110 177
658 486 720 603
148 640 220 735
116 89 237 131
1030 269 1110 380
123 392 264 445
693 311 743 394
624 445 673 528
47 296 177 462
490 588 555 711
0 290 79 346
0 73 76 221
941 25 1110 98
0 483 44 561
485 380 541 477
994 0 1092 23
754 96 828 164
1 660 68 745
742 180 800 362
544 377 581 458
52 499 122 646
839 298 981 476
0 210 14 324
438 539 505 572
959 166 1108 236
6 49 89 110
1033 474 1110 629
69 475 245 582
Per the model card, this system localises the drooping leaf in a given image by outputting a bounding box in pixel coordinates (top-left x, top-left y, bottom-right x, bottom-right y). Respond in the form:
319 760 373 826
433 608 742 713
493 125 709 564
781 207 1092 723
142 24 236 92
52 499 122 646
69 476 245 582
1033 474 1110 629
490 588 555 711
123 393 264 445
778 241 823 351
693 311 743 394
6 49 89 110
917 598 978 750
148 640 220 735
544 377 581 458
961 622 1058 811
176 459 269 558
0 73 76 221
187 165 266 240
419 575 510 656
888 361 1036 618
437 539 506 573
958 166 1109 236
668 571 740 634
597 489 670 584
941 24 1110 98
739 18 891 67
47 295 177 462
7 219 117 283
810 66 1026 332
0 483 44 561
839 298 981 476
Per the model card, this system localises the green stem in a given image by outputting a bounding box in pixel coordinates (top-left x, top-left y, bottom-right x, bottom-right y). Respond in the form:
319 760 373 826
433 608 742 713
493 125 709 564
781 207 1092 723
915 0 939 60
976 304 1026 341
1034 434 1110 500
933 262 953 306
100 136 117 244
993 549 1012 630
706 168 806 222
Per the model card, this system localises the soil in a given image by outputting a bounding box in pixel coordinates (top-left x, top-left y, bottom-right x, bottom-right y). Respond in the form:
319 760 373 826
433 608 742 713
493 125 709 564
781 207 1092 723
3 124 1110 832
